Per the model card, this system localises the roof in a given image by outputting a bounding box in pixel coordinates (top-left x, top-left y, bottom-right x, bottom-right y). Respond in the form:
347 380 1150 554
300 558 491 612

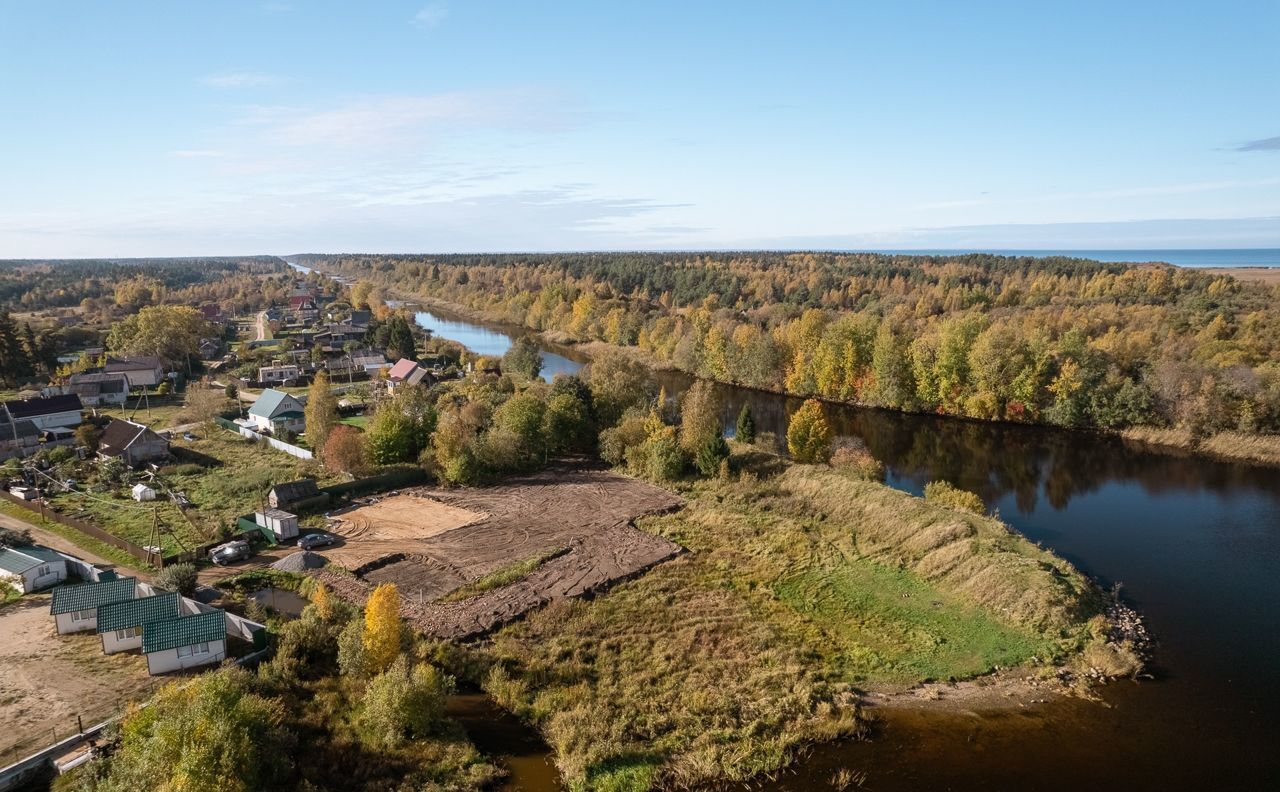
388 358 420 381
269 478 320 502
104 356 163 372
257 508 296 521
142 610 226 654
405 367 431 386
99 419 168 457
0 544 63 574
69 372 129 392
0 418 39 440
50 576 136 615
96 592 180 633
4 394 83 419
247 388 303 419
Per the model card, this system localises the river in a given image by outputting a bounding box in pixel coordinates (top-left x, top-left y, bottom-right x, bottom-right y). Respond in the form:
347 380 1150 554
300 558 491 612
293 263 1280 789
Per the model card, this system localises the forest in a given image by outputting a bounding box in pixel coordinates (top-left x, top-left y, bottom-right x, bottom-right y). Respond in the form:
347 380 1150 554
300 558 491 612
294 252 1280 438
0 256 286 312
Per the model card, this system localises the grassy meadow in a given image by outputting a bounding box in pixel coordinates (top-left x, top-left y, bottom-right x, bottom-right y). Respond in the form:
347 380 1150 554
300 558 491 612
475 447 1104 791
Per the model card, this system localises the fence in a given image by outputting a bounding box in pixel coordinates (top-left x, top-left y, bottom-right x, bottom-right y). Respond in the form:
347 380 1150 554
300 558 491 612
213 417 313 460
0 489 185 568
320 466 428 500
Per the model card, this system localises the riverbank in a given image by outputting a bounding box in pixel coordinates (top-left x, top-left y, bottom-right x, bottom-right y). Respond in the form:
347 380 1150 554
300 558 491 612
1120 426 1280 467
459 448 1132 790
391 285 1280 471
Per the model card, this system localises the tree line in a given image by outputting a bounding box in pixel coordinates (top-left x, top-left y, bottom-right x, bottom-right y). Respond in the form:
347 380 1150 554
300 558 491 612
295 252 1280 437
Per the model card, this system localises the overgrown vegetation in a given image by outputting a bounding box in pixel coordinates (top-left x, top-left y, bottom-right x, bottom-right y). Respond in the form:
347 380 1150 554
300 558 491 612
472 447 1107 790
63 582 501 792
440 546 570 602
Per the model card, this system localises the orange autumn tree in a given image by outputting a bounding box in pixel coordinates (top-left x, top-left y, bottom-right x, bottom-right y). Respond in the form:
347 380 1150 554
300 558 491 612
363 583 402 674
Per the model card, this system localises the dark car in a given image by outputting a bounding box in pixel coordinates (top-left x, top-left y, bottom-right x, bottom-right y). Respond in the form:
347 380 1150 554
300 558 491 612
210 540 251 566
298 532 337 550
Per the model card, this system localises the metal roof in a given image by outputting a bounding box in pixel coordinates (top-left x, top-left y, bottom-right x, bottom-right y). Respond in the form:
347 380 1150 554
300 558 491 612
3 394 83 419
50 576 136 615
248 388 302 419
96 592 180 633
0 545 61 574
142 610 226 654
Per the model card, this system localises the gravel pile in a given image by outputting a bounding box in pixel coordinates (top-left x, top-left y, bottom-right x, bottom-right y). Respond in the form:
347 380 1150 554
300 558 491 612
271 551 328 572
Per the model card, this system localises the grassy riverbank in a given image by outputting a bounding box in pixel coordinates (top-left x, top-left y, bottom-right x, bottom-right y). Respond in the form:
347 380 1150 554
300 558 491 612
1121 426 1280 467
472 448 1111 791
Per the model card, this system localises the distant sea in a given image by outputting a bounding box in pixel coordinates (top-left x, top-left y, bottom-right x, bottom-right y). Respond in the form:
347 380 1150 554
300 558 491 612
862 248 1280 268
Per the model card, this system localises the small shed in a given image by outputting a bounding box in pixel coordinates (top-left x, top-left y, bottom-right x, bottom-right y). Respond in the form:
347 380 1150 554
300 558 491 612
131 483 156 501
267 478 327 511
255 508 299 541
143 610 227 674
0 544 67 594
50 576 137 634
96 592 181 654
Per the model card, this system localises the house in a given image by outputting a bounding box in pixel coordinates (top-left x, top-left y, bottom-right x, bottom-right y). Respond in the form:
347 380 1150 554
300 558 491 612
2 394 83 431
267 478 326 511
67 372 129 407
198 304 223 321
386 358 430 392
257 363 301 385
246 389 305 434
131 483 156 501
50 576 137 634
0 417 40 459
0 544 67 594
349 348 387 373
104 356 164 388
198 338 221 359
98 419 170 467
348 309 372 326
289 291 320 321
142 610 227 674
96 591 181 654
255 508 299 541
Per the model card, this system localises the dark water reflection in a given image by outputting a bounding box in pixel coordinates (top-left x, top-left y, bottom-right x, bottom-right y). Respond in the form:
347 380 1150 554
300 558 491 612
411 301 1280 790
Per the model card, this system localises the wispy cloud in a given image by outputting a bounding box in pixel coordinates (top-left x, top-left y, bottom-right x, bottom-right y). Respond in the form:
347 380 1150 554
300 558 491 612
242 90 574 148
202 72 284 89
1237 136 1280 152
412 2 449 29
168 150 226 158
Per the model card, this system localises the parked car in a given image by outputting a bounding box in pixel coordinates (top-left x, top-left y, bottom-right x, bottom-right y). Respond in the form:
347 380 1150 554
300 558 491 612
298 532 337 550
182 432 198 441
210 540 251 565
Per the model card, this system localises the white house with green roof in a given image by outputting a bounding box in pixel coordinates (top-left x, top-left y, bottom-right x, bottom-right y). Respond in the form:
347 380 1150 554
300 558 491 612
50 576 136 634
0 544 67 594
143 610 227 674
246 388 305 434
96 591 181 654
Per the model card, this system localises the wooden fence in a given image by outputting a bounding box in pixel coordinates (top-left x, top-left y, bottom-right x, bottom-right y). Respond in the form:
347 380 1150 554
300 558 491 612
0 489 188 568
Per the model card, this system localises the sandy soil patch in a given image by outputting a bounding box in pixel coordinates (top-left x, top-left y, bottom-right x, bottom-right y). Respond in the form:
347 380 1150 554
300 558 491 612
0 595 157 763
333 495 486 544
314 464 684 638
1195 266 1280 285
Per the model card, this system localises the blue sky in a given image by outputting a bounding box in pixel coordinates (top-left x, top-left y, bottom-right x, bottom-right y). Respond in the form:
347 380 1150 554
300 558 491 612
1 0 1277 256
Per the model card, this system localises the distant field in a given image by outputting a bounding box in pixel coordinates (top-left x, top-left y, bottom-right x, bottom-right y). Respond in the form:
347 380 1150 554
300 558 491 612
1199 267 1280 284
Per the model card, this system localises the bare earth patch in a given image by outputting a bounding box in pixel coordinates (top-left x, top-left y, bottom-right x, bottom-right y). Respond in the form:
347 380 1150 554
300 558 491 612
315 464 684 638
0 595 157 763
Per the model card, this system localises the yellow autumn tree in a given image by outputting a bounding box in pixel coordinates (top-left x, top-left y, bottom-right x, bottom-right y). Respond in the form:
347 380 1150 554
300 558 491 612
363 583 402 674
787 398 833 463
309 581 334 622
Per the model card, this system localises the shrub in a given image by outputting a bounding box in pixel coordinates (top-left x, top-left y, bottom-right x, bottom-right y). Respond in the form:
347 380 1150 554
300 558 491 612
830 440 885 481
337 618 368 677
322 425 366 475
694 434 730 477
734 404 755 444
359 655 454 748
923 480 986 514
155 562 197 597
786 399 833 463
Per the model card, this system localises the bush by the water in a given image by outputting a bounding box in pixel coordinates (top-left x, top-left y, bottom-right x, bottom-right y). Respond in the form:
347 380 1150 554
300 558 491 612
923 480 986 514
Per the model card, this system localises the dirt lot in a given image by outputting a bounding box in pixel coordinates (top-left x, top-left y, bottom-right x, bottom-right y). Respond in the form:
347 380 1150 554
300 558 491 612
0 595 158 763
318 464 684 637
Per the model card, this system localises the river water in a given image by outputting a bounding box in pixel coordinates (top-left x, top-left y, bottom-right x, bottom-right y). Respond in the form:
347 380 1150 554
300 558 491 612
290 262 1280 789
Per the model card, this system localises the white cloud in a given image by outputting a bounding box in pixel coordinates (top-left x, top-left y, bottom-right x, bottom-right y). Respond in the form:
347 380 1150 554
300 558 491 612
243 91 571 148
168 149 226 158
202 72 284 89
412 2 449 29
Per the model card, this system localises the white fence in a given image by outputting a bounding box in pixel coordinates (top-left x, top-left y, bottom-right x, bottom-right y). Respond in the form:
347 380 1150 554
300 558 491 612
218 420 313 460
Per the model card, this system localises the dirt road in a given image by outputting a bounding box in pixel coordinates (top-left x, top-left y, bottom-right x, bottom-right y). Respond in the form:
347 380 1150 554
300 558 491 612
0 510 147 581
